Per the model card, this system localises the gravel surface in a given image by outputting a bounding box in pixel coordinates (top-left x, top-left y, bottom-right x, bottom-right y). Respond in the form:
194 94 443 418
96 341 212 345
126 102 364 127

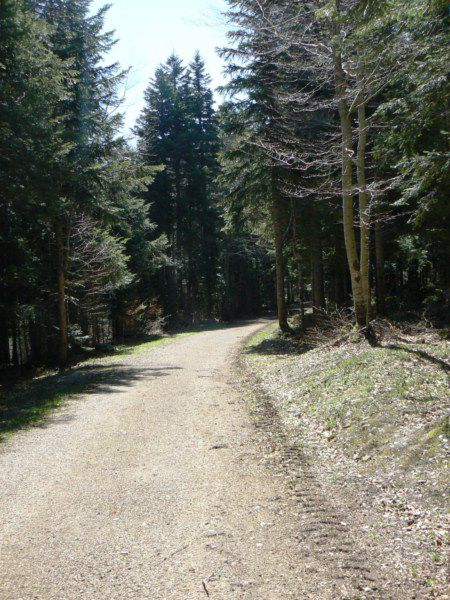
0 320 316 599
1 320 441 599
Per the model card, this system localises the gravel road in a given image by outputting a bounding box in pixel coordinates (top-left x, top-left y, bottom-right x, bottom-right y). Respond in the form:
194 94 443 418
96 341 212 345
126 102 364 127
0 321 300 599
0 321 388 599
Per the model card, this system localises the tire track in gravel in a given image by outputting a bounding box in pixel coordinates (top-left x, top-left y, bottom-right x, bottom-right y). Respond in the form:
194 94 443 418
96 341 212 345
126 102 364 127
245 410 383 599
0 320 413 599
237 347 424 600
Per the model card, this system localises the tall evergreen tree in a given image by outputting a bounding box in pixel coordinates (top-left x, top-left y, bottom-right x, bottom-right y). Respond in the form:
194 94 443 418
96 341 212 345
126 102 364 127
33 0 131 363
1 0 165 371
0 0 68 367
136 53 221 322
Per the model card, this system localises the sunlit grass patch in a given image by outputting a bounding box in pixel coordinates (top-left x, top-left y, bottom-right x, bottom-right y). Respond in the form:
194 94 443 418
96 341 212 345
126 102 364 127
116 331 195 356
246 321 280 347
0 330 195 441
244 321 450 504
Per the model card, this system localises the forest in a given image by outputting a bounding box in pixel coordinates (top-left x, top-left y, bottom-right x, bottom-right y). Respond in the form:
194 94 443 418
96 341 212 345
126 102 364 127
0 0 448 372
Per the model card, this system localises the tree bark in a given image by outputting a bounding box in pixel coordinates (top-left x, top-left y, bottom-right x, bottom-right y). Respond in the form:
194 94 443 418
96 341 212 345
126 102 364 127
356 71 371 322
332 5 367 326
166 231 178 324
310 217 325 312
271 172 290 332
12 313 19 368
55 221 68 367
223 248 232 321
311 251 325 312
0 313 9 367
291 210 305 327
375 220 386 315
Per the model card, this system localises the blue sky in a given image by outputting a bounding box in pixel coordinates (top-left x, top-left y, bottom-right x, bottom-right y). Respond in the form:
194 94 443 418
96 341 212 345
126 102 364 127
90 0 229 136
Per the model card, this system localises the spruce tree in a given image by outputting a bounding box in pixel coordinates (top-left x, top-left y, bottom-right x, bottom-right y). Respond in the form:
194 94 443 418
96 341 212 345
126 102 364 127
0 0 67 367
33 0 133 363
136 53 220 322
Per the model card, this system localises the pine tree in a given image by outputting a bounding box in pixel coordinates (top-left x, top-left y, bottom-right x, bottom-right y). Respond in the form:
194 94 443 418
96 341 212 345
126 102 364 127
0 0 68 368
136 53 221 322
372 0 449 319
220 0 300 331
1 0 165 371
185 52 220 316
33 0 132 364
216 102 276 320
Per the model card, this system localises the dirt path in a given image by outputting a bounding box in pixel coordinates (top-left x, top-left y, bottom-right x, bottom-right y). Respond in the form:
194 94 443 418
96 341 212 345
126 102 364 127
1 321 389 599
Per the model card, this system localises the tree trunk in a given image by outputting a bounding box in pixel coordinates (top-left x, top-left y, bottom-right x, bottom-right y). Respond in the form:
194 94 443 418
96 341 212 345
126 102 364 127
311 250 325 313
92 317 99 346
271 172 290 332
0 313 9 368
356 72 371 322
166 231 178 323
332 6 367 326
298 266 305 324
12 314 19 368
310 218 325 312
375 221 386 315
286 270 292 306
55 221 68 367
223 248 232 321
291 211 305 328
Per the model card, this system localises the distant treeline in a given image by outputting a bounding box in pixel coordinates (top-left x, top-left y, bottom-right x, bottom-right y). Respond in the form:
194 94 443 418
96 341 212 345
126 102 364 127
0 0 448 372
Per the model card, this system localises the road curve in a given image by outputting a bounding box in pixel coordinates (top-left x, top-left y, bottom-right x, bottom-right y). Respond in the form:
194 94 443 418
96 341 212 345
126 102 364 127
0 320 318 599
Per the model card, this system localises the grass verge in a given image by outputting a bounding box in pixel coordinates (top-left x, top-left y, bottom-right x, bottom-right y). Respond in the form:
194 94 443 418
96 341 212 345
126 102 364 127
243 321 449 596
244 322 449 506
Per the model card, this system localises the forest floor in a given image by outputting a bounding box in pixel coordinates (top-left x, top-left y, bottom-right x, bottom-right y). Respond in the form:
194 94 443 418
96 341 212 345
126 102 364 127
242 320 449 599
0 319 448 599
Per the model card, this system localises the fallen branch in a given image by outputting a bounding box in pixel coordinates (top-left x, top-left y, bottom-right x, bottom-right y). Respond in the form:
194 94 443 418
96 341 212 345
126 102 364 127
202 580 210 597
326 322 379 348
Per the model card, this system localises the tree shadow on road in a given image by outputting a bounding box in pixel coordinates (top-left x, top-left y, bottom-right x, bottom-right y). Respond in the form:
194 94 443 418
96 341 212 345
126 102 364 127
0 362 178 441
171 318 267 335
0 317 267 442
